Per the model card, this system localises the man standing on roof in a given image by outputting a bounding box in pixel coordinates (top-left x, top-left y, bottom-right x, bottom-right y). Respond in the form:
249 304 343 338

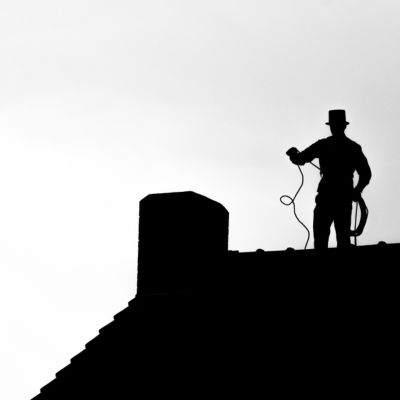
287 109 372 249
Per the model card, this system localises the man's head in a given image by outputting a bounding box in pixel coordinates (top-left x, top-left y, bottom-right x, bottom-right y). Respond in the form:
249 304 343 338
325 109 349 137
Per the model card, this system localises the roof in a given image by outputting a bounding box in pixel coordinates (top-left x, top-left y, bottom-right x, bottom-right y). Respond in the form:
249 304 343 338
32 243 399 399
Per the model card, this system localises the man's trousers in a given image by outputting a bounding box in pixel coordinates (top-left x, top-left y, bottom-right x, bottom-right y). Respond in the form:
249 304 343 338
313 192 353 249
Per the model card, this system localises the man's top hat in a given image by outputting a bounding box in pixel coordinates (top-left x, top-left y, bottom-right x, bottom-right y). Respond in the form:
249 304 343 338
325 109 349 125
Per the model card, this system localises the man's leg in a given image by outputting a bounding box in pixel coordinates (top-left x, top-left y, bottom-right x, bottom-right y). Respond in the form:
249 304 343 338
313 194 334 249
334 200 353 248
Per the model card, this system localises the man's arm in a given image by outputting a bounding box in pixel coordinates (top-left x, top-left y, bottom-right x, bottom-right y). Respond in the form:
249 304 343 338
354 147 372 195
288 141 322 166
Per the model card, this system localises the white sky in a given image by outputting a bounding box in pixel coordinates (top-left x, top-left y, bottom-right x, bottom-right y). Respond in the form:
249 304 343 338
1 1 400 398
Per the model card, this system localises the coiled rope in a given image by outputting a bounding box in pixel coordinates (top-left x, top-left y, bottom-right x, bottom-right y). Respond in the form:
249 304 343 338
353 201 358 246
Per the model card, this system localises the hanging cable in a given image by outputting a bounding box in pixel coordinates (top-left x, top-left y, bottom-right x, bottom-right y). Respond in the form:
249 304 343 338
309 161 320 171
280 165 311 250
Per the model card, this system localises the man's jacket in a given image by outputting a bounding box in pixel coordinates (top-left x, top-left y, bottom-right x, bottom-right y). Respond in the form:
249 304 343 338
292 135 372 196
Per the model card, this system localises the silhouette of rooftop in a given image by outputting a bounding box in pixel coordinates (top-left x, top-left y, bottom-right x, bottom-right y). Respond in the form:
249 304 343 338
31 191 398 399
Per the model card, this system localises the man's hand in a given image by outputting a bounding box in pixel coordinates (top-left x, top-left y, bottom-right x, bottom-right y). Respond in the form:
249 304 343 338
286 147 299 157
352 188 362 201
286 147 305 165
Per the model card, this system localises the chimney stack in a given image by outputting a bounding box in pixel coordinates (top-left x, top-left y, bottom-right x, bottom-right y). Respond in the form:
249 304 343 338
137 191 229 295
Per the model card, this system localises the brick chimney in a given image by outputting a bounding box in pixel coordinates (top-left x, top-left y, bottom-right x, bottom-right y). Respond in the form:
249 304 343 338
137 191 229 295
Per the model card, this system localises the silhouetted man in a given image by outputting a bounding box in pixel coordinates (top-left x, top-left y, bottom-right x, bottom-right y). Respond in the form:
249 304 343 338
288 109 372 249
